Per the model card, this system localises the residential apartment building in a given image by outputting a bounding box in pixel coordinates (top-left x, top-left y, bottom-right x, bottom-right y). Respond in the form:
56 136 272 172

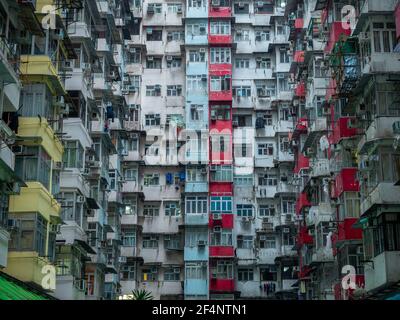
288 0 400 300
2 0 400 301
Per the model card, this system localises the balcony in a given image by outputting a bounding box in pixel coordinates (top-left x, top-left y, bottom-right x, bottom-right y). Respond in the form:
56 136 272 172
184 279 208 296
184 245 208 261
337 218 363 242
3 252 52 289
256 186 277 198
358 117 400 154
296 226 313 247
364 251 400 292
0 36 19 83
306 203 334 227
293 50 305 63
311 247 334 264
332 117 358 144
209 278 235 292
294 151 310 174
334 168 359 198
185 181 208 193
209 246 234 258
208 34 232 45
17 117 63 162
185 213 209 226
121 180 141 193
120 246 141 258
276 181 296 194
310 158 330 177
19 55 65 95
361 183 400 215
60 169 90 197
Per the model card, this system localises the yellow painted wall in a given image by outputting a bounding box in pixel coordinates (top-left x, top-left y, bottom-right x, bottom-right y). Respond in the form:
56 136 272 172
17 117 63 162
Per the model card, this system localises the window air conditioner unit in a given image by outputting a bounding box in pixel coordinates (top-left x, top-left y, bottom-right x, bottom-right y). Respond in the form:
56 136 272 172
118 256 127 263
147 5 154 14
232 120 239 127
197 240 206 246
77 195 85 203
210 165 217 171
238 2 245 8
212 0 220 6
260 235 267 241
213 226 222 232
257 1 264 8
200 168 207 175
173 268 180 273
147 56 154 61
213 213 222 220
283 227 290 233
166 55 173 61
199 48 206 53
177 7 182 14
129 47 137 53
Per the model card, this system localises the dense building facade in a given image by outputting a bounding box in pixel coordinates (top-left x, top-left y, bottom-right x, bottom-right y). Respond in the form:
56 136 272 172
1 0 400 301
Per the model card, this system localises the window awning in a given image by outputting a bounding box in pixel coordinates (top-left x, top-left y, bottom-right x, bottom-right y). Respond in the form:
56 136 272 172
0 272 57 300
86 197 100 209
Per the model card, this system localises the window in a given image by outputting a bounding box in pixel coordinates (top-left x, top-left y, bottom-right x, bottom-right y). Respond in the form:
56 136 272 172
281 197 295 214
210 75 231 91
210 165 233 182
121 265 135 280
237 235 253 249
259 235 276 249
142 267 158 281
280 48 290 63
237 204 253 217
211 105 231 120
167 3 182 13
235 29 250 41
167 57 182 68
256 81 276 97
142 234 159 249
190 105 204 121
15 146 51 190
124 168 137 182
259 204 275 217
145 114 161 126
9 213 48 257
189 49 206 62
235 58 250 68
238 268 254 281
339 192 360 220
257 143 274 156
63 140 84 169
211 228 233 246
143 203 160 216
188 0 205 8
146 85 161 96
146 29 162 41
254 0 274 14
233 86 251 97
167 31 184 42
279 136 291 153
369 213 400 256
187 23 207 36
372 22 396 53
122 231 136 247
143 173 160 186
166 85 182 96
260 265 277 281
165 202 180 216
164 267 180 281
256 57 271 69
210 21 231 35
187 75 206 92
255 29 270 41
185 262 206 279
210 47 231 64
146 57 162 69
126 47 141 64
211 260 234 279
210 196 232 212
186 196 208 214
234 2 249 14
258 173 277 186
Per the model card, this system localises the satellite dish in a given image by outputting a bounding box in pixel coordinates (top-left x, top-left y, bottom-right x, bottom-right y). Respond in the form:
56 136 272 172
320 135 330 151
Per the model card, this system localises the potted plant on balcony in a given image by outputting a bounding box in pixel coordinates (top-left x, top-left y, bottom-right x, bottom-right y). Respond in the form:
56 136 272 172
129 289 154 300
